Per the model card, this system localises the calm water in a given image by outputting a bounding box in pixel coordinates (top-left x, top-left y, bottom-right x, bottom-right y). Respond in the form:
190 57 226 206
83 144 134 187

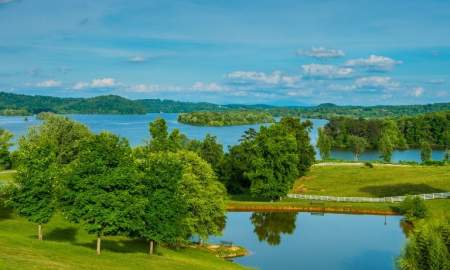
213 212 405 270
0 114 445 162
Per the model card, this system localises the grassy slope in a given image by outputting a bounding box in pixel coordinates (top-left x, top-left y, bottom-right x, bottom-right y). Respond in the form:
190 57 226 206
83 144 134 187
0 172 247 270
293 165 450 197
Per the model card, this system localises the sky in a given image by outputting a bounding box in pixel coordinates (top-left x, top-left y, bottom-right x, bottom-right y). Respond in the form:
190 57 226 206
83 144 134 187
1 0 450 105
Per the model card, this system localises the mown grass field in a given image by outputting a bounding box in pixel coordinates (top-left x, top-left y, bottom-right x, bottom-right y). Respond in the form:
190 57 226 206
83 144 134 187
293 164 450 197
0 171 247 270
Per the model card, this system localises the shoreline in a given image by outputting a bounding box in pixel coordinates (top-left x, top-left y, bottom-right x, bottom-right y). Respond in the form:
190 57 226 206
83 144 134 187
226 201 399 216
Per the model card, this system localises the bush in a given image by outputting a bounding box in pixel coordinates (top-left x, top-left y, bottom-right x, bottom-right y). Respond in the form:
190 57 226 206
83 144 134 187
398 196 427 221
422 160 446 166
364 162 374 168
397 220 450 270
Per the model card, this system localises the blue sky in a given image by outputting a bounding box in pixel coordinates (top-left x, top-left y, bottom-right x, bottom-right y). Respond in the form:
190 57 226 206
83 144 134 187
1 0 449 105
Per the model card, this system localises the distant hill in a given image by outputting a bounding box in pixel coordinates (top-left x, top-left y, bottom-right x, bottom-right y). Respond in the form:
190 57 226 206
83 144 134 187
0 91 448 118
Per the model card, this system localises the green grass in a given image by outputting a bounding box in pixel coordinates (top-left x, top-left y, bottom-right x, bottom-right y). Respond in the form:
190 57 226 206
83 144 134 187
0 171 248 270
0 170 15 184
293 164 450 197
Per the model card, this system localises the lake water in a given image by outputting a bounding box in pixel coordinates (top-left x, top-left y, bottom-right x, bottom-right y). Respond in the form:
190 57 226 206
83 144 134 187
0 113 445 162
213 212 405 270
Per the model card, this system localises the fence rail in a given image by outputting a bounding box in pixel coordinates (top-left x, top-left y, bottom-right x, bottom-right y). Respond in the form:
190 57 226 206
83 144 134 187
287 192 450 203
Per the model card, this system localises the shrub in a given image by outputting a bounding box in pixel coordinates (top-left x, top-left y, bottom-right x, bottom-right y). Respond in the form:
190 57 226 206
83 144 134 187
364 162 374 168
398 196 428 221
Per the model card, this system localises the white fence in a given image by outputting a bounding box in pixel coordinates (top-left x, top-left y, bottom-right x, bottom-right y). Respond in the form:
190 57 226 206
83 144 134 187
287 192 450 203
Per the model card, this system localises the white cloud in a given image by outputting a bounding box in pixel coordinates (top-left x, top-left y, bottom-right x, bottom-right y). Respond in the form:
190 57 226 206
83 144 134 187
72 78 117 90
302 64 353 79
226 71 300 87
192 82 226 92
354 76 399 89
36 80 62 88
426 79 445 84
91 78 116 88
411 87 424 97
345 55 402 72
73 82 89 90
128 56 146 63
297 47 345 59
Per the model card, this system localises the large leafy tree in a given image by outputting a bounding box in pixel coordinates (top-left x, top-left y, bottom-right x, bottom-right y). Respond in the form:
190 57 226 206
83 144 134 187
317 127 332 160
247 123 299 200
137 151 189 254
61 132 143 255
7 115 90 240
279 117 315 176
219 129 257 193
177 151 226 242
347 135 368 161
0 128 13 169
148 118 188 152
197 134 224 174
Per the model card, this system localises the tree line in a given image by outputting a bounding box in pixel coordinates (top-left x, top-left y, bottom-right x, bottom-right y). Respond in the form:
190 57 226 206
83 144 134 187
1 114 315 254
317 111 450 162
177 111 275 126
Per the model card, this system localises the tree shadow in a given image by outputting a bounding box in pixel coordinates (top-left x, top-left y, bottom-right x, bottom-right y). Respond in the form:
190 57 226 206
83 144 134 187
0 204 12 221
46 227 78 243
359 184 447 197
76 238 148 254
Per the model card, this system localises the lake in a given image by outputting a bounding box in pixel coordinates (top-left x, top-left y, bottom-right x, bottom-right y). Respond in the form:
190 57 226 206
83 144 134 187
213 212 405 270
0 113 445 162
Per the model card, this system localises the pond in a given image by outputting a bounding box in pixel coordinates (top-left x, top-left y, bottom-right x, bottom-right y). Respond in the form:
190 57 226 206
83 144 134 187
213 212 406 270
0 113 445 162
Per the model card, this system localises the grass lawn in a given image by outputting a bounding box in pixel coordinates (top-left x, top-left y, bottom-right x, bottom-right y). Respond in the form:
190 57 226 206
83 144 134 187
0 170 15 184
0 171 248 270
293 164 450 197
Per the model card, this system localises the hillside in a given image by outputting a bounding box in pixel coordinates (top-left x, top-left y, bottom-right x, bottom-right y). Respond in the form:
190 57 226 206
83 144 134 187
0 91 448 117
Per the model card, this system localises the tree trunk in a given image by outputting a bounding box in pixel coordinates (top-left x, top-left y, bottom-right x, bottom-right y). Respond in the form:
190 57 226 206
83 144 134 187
96 235 101 255
38 224 43 241
149 240 154 255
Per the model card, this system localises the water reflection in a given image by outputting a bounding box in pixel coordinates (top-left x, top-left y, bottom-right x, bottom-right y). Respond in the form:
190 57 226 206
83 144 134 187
250 212 297 246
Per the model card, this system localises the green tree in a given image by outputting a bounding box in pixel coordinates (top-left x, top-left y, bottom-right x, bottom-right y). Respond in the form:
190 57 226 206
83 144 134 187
379 133 394 163
397 220 450 270
61 133 143 255
197 134 223 174
0 128 13 169
218 128 257 193
148 118 169 152
280 117 315 176
398 196 428 221
176 151 226 243
6 115 90 240
420 141 432 163
347 135 368 160
317 127 332 160
137 151 188 254
247 124 299 200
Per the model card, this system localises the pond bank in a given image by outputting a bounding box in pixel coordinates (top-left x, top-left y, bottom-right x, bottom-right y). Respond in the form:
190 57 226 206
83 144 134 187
226 201 399 216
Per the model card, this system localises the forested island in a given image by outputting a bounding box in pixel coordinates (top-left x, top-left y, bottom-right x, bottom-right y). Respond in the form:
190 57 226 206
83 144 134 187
316 111 450 162
1 92 449 119
177 111 275 126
